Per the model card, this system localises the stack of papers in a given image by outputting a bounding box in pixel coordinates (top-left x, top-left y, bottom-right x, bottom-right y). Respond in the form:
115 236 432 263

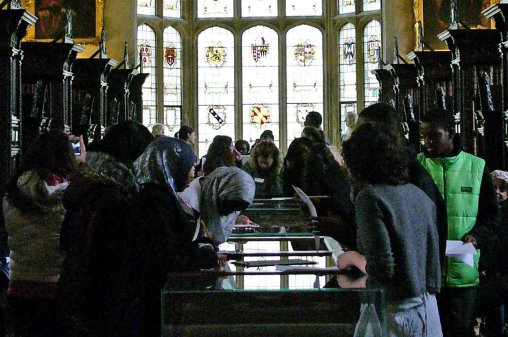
445 240 477 267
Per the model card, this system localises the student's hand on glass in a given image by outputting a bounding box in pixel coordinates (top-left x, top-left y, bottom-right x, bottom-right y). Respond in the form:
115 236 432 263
336 251 367 274
235 215 254 225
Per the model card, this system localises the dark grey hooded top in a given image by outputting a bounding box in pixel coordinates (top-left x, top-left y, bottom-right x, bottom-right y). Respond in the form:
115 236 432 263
201 166 255 243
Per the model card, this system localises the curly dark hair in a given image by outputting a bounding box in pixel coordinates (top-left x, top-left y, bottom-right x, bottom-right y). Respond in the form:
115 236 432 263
203 135 235 175
343 123 408 186
250 140 282 172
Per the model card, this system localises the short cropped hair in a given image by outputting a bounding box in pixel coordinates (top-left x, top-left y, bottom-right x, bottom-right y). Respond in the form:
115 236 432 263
420 109 455 135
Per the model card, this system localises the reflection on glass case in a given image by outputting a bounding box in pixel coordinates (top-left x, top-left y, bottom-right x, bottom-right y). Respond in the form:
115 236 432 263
162 269 386 337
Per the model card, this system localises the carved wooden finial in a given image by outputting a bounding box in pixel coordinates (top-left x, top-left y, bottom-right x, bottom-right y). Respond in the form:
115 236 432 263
10 0 21 9
393 37 400 64
65 7 73 39
417 21 424 51
124 42 130 69
100 27 107 56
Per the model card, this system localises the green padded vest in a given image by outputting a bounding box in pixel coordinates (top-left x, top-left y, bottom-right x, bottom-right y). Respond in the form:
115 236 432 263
417 151 484 287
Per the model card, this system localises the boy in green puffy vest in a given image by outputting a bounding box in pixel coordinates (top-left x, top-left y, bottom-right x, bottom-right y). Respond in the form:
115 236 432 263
418 110 498 337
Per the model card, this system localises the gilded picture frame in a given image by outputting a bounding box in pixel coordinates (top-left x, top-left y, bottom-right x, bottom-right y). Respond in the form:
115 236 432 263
22 0 104 44
413 0 496 50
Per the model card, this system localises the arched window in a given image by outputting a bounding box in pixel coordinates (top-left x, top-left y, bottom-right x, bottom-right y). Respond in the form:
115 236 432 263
197 27 235 156
163 26 182 133
137 1 383 155
363 20 381 108
137 24 157 126
242 26 279 146
286 25 323 147
339 23 357 136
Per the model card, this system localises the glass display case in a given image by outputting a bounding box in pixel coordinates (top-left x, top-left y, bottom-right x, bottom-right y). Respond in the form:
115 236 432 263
161 269 386 337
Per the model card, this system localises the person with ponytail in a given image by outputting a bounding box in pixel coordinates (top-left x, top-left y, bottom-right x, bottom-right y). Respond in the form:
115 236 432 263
175 125 196 146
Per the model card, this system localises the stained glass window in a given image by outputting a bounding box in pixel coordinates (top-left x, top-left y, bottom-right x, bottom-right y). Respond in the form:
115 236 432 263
286 0 322 16
137 24 157 127
163 0 181 17
286 25 324 148
363 0 381 12
198 27 235 156
242 26 279 147
339 24 357 103
340 103 357 139
363 20 381 107
137 0 155 15
197 0 234 18
163 26 182 133
339 0 356 14
242 0 277 17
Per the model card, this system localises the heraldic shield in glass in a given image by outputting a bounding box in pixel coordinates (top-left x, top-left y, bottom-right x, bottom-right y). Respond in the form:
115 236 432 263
163 26 182 133
243 25 280 145
287 25 323 148
198 26 235 156
363 20 381 107
138 24 157 126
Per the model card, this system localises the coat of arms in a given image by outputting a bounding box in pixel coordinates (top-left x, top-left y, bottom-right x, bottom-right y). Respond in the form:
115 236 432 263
250 104 271 127
139 42 152 66
207 105 227 130
343 38 355 65
294 41 316 67
164 43 177 67
296 103 315 126
368 35 380 64
251 37 269 63
206 43 227 67
164 106 179 131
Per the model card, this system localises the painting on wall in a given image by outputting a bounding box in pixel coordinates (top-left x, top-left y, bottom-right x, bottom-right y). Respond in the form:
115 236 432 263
23 0 104 43
417 0 492 50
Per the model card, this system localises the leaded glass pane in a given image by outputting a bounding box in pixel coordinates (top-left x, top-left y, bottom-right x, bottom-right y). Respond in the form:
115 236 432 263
339 23 357 102
163 26 182 132
242 26 279 147
363 0 380 12
137 24 157 127
286 25 324 148
339 0 355 14
286 0 322 16
363 20 381 107
197 0 234 18
137 0 155 16
340 103 357 140
242 0 277 17
163 0 181 18
198 27 235 157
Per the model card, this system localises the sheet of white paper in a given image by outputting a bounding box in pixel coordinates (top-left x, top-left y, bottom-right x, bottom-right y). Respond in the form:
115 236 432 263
275 265 339 272
293 185 317 217
445 240 477 267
